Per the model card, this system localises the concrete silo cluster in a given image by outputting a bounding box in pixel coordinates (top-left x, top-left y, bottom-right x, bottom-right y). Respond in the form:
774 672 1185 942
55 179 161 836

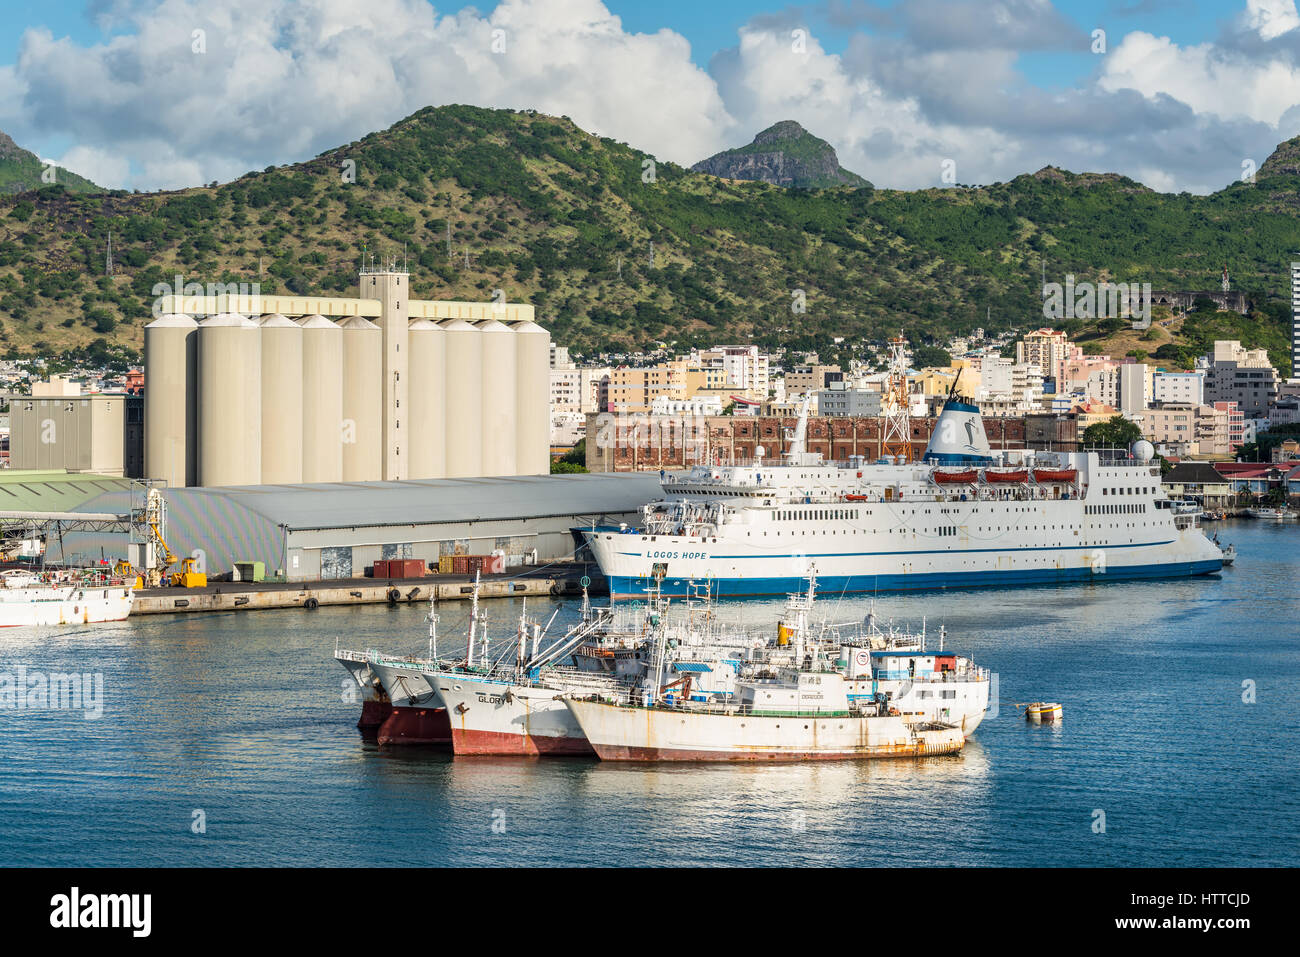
144 269 551 488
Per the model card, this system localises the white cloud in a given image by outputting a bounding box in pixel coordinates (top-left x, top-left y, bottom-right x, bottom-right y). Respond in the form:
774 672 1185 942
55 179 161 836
0 0 1296 195
1098 30 1300 126
7 0 733 189
1244 0 1300 40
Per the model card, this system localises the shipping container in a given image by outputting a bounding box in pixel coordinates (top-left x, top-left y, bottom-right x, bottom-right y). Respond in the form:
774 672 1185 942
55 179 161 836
397 558 426 578
438 555 454 575
371 560 390 578
483 554 505 575
452 555 469 576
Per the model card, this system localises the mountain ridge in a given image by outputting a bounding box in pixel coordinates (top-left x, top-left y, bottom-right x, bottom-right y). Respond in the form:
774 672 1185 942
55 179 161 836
0 104 1293 376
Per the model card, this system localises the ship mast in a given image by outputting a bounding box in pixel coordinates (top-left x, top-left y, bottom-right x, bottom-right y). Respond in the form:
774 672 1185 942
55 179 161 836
881 333 912 463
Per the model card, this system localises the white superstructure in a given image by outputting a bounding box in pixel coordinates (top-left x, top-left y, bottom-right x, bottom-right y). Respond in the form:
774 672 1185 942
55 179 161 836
0 570 133 627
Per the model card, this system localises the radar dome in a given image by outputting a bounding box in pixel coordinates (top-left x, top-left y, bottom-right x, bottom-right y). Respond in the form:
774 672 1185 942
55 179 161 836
1131 439 1155 463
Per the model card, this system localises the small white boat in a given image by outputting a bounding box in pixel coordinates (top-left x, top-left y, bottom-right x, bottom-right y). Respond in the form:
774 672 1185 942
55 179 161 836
1025 702 1063 724
1246 507 1285 521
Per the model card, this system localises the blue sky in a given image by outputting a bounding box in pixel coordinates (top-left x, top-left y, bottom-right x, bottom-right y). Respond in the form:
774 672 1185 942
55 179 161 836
1 0 1296 193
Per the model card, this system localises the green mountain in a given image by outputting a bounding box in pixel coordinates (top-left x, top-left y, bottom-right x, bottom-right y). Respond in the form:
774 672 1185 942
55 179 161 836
0 131 102 195
0 105 1294 375
690 120 872 189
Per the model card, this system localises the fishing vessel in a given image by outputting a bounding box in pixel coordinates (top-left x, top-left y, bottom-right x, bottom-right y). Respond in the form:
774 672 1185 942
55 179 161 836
565 606 967 762
429 588 760 756
334 648 394 733
584 384 1223 597
354 572 989 757
0 568 133 627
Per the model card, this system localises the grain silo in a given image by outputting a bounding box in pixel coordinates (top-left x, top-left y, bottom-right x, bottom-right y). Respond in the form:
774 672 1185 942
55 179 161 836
340 315 382 481
258 314 303 485
300 315 343 484
440 318 482 477
513 319 552 475
477 319 517 477
407 318 446 480
198 313 262 487
144 313 198 488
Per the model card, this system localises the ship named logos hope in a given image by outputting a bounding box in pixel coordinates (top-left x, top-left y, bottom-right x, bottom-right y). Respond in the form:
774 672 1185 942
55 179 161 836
582 391 1224 599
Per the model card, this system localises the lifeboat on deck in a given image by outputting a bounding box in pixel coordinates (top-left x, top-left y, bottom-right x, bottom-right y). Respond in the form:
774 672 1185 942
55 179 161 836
844 493 871 501
932 468 978 484
1031 468 1077 483
983 468 1029 483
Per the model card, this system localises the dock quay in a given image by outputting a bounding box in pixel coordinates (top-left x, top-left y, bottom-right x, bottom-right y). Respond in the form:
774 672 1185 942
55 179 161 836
131 565 604 616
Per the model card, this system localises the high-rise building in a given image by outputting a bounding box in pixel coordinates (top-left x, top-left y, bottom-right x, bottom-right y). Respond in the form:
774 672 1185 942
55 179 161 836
1016 329 1071 382
1291 261 1300 373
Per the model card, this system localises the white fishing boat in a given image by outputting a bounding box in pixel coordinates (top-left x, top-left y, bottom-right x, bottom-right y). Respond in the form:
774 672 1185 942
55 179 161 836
566 639 965 762
0 568 133 627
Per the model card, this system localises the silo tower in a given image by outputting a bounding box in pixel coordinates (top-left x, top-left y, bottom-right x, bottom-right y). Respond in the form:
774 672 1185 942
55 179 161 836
143 313 198 488
198 313 262 487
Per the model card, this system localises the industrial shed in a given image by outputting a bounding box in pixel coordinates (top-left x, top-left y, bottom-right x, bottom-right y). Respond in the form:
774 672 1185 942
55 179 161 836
66 472 661 582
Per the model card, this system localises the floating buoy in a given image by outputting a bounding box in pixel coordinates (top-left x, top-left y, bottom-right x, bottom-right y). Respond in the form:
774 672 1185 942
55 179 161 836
1025 702 1063 724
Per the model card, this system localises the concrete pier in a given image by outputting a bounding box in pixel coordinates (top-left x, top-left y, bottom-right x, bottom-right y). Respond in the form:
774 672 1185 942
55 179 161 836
132 567 601 616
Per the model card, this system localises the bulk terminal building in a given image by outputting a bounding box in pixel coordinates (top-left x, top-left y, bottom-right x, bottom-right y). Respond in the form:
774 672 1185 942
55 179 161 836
144 265 551 487
20 267 658 582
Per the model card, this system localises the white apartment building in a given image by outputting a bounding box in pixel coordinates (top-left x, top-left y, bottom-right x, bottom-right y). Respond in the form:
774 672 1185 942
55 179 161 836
1200 340 1280 419
1153 370 1204 406
650 395 724 416
549 367 610 414
691 346 771 398
1086 363 1151 414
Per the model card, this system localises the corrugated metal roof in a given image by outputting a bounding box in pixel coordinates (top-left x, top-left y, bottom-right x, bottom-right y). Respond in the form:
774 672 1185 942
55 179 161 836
0 470 136 513
162 472 664 531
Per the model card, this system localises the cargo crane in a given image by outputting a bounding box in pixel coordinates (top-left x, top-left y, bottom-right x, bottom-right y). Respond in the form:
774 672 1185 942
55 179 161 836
132 487 206 589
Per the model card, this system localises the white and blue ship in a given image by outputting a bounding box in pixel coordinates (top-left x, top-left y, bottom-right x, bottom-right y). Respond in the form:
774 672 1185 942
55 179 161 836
583 395 1224 598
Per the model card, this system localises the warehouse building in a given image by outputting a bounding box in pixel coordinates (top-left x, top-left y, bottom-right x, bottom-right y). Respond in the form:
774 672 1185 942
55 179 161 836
63 472 661 582
9 392 144 477
144 265 550 488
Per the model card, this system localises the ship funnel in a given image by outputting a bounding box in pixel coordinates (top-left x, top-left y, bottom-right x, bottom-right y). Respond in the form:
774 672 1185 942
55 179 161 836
923 395 995 465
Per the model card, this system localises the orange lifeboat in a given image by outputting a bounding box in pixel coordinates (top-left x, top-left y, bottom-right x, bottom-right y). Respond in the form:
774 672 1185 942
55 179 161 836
844 493 871 501
1031 468 1077 483
984 468 1029 483
932 468 978 484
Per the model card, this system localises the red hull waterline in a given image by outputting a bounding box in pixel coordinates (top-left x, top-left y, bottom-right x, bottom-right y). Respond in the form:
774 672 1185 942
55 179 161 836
450 727 595 757
589 743 963 762
358 698 393 732
376 706 453 746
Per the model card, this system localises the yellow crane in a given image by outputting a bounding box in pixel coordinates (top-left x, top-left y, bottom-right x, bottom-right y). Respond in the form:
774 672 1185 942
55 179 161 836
136 488 206 589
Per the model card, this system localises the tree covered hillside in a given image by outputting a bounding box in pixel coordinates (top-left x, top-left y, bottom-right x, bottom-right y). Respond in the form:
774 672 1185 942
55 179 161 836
0 105 1295 374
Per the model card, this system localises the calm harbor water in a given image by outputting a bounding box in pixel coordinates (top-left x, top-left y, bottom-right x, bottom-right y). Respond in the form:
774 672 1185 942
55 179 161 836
1 519 1296 867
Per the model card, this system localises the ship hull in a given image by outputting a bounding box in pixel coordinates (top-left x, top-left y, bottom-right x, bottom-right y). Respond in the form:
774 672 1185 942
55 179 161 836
376 705 452 746
566 699 965 762
437 680 594 756
599 551 1222 599
0 587 132 627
